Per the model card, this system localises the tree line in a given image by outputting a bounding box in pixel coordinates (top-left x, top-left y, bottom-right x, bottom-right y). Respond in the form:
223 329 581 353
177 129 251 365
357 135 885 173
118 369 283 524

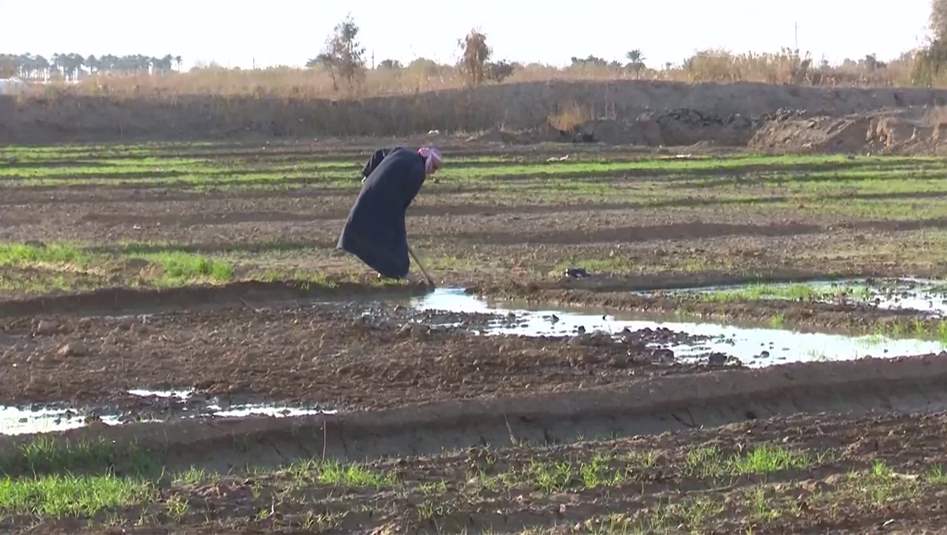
0 53 182 80
6 1 947 88
305 17 647 91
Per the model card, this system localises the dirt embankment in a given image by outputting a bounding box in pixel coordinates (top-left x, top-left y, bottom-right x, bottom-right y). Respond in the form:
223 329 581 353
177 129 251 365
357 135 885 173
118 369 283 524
749 107 947 154
3 80 947 145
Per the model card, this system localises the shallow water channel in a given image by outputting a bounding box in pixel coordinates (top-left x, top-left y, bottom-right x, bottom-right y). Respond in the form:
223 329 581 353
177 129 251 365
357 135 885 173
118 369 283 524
3 280 945 436
411 286 947 367
0 390 333 436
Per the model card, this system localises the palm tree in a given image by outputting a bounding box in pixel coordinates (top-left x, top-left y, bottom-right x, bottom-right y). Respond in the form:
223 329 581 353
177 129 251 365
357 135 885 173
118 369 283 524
51 53 65 79
626 50 646 79
33 54 49 80
86 55 99 75
100 54 119 74
15 54 30 78
156 54 174 74
174 55 182 71
138 55 152 73
72 53 86 79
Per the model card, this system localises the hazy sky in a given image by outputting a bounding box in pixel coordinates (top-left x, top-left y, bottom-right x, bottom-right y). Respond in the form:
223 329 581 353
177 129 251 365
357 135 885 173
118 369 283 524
0 0 935 69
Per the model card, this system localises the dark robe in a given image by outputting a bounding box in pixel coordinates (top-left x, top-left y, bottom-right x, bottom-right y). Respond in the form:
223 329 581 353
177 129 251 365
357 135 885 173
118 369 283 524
337 147 425 278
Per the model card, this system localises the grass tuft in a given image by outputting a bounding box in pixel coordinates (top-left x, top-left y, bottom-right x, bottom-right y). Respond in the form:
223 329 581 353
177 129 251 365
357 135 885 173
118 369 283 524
528 460 575 494
287 459 394 489
731 445 813 475
928 465 947 485
682 444 816 480
0 243 89 268
133 251 234 285
749 486 782 523
0 437 156 478
173 467 208 487
0 474 151 518
316 461 394 488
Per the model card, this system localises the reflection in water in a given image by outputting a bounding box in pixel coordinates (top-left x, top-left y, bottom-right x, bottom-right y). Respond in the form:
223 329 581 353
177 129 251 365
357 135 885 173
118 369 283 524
412 288 947 367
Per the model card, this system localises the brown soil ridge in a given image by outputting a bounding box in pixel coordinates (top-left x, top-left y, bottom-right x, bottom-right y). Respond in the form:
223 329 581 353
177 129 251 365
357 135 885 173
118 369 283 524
0 281 427 318
3 80 947 144
6 354 946 470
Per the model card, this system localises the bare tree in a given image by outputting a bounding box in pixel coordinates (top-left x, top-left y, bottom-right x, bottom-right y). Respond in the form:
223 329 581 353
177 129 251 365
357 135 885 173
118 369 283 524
308 15 366 92
460 29 491 86
914 0 947 85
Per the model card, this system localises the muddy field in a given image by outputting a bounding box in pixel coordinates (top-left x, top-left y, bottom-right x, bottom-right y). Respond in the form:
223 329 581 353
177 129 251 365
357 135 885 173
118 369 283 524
37 412 947 533
1 139 947 532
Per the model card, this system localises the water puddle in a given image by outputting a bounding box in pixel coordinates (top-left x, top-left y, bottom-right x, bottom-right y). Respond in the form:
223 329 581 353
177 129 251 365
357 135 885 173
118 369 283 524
412 288 947 367
128 388 193 399
6 282 944 436
1 390 334 436
207 403 334 418
1 406 96 435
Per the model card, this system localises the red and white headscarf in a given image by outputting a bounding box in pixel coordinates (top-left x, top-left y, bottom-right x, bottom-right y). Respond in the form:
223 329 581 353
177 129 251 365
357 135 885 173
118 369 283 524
418 146 443 175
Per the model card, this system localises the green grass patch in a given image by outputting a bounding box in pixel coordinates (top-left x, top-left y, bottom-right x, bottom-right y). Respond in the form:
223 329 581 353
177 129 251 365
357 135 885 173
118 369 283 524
418 480 448 497
0 474 151 518
731 445 813 475
0 437 157 478
830 460 920 508
768 312 786 329
164 493 190 521
173 467 208 487
748 486 782 523
937 321 947 345
7 151 930 190
683 446 728 479
0 271 91 294
927 465 947 485
527 460 576 494
586 496 725 534
872 319 947 343
698 282 871 305
683 444 816 480
286 460 394 490
318 461 393 488
0 243 90 268
580 454 626 489
0 242 242 294
522 456 628 494
131 251 234 285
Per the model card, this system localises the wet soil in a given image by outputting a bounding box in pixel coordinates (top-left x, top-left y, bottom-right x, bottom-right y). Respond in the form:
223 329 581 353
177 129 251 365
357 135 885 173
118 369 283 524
2 141 947 531
7 410 947 533
481 281 947 336
0 297 705 410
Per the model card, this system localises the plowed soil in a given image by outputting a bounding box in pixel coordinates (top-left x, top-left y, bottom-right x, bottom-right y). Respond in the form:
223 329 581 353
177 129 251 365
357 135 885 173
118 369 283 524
2 140 947 533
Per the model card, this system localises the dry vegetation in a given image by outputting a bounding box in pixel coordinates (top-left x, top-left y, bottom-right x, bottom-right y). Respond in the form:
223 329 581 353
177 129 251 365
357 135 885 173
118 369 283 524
8 48 937 102
10 1 947 101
